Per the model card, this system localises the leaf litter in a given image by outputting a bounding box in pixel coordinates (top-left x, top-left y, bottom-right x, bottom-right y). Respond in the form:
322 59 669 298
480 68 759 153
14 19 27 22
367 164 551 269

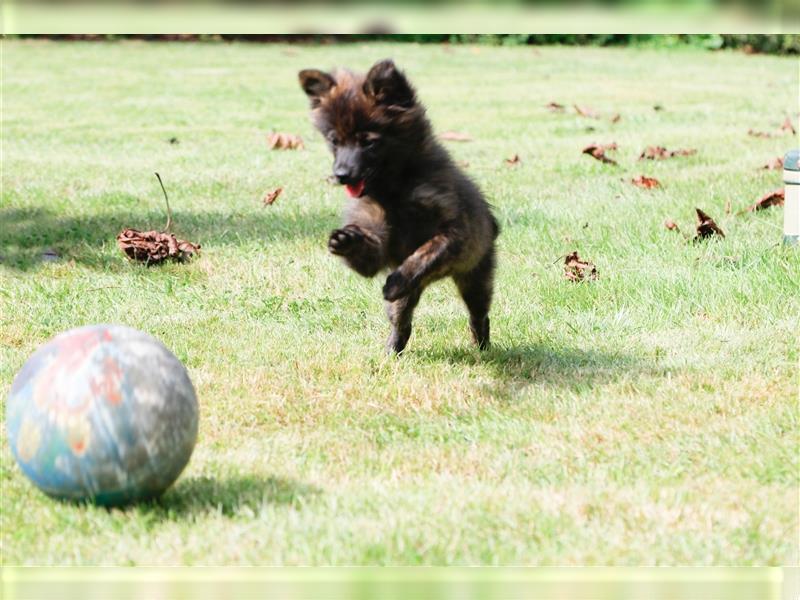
117 173 201 265
563 251 598 282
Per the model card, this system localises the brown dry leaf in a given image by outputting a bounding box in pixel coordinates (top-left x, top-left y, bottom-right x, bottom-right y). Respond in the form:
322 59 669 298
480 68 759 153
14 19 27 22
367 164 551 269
262 187 283 206
563 251 598 282
582 143 618 166
545 102 565 112
780 115 797 135
117 228 200 264
639 146 697 160
268 132 305 150
631 175 661 189
747 129 777 139
725 199 732 215
761 157 783 170
574 105 600 119
609 113 621 123
664 219 679 231
742 189 785 213
440 131 473 142
694 208 725 240
505 154 521 166
640 146 670 160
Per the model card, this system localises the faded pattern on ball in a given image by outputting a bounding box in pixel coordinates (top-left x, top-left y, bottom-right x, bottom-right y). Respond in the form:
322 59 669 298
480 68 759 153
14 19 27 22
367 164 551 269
6 325 198 506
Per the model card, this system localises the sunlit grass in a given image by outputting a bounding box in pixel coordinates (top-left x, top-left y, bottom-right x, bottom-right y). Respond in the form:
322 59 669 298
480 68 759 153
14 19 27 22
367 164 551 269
1 39 798 565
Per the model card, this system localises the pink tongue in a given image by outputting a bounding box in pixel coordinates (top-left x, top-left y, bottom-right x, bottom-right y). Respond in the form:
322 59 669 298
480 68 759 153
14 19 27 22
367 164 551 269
345 180 365 198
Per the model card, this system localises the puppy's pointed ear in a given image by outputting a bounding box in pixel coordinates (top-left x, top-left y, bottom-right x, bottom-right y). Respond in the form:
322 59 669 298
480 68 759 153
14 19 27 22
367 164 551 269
299 69 336 108
363 59 415 108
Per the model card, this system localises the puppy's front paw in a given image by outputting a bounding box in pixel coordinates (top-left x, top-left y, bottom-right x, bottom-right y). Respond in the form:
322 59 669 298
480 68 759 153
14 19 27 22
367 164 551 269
383 270 414 301
328 227 364 256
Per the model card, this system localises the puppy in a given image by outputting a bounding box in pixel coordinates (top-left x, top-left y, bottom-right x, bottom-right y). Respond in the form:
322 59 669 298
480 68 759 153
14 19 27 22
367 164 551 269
299 59 498 353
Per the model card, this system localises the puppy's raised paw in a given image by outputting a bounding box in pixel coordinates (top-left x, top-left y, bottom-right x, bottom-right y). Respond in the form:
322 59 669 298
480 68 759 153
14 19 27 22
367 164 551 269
383 270 414 301
328 227 364 256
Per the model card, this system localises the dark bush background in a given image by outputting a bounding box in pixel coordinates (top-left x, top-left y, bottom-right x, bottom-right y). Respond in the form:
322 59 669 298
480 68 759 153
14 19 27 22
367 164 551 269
15 34 800 54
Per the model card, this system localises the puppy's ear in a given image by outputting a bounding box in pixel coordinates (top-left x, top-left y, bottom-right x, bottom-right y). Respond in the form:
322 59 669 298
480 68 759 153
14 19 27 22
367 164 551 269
363 59 415 108
299 69 336 108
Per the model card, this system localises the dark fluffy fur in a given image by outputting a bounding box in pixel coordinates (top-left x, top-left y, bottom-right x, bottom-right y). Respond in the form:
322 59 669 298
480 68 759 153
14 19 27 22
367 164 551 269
299 59 498 353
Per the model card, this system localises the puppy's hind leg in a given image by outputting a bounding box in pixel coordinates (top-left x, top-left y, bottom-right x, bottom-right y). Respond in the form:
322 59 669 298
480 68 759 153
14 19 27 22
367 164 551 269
385 287 423 354
454 248 495 350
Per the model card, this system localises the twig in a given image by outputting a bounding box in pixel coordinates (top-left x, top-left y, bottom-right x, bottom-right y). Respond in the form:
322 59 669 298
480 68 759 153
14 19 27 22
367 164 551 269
155 172 172 232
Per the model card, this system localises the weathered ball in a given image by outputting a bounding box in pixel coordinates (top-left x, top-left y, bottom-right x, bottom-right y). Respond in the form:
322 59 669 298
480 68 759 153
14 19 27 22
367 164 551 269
6 325 198 506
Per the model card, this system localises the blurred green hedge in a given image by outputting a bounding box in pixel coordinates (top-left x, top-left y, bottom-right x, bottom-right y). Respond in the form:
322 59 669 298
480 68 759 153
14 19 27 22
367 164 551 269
16 34 800 54
379 34 800 54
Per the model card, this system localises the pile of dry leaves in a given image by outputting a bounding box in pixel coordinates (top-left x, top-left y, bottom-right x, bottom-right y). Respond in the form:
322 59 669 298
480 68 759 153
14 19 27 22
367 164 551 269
117 229 200 264
117 173 201 265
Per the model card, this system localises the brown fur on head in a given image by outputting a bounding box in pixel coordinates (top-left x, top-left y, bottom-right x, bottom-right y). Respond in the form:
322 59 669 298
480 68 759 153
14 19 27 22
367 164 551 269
299 60 431 192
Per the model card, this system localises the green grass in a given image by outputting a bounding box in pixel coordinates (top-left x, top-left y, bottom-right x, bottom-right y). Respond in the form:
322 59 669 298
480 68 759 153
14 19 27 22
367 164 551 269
1 39 798 566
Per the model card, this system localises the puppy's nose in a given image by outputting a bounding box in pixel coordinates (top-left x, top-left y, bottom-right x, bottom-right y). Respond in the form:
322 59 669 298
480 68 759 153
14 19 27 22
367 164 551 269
334 168 354 185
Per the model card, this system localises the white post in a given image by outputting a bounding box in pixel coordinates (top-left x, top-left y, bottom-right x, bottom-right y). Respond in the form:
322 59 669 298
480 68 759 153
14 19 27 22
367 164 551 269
784 150 799 246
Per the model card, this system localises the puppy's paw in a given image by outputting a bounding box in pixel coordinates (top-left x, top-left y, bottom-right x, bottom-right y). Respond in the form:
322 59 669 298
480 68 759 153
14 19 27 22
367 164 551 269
383 270 414 301
328 227 364 256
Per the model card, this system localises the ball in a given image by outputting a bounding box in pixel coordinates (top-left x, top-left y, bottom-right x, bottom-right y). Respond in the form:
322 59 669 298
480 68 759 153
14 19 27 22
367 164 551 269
6 324 198 506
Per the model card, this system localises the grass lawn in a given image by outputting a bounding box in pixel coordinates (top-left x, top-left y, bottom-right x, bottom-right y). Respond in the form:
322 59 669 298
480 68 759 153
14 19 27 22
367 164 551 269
1 39 798 566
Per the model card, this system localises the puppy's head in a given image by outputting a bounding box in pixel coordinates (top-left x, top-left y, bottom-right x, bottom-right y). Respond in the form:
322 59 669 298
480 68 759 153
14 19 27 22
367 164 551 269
299 59 427 198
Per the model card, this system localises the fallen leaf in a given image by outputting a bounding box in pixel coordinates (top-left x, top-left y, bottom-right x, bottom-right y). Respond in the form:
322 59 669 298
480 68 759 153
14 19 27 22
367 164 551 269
664 219 679 231
168 137 179 145
582 143 618 165
639 146 697 160
760 157 783 170
563 251 598 282
262 187 283 206
574 105 600 119
504 154 521 166
780 115 797 135
742 189 784 213
440 131 473 142
725 199 731 215
545 102 565 112
268 132 304 150
631 175 661 189
653 104 665 111
609 113 621 123
117 229 200 264
694 208 725 240
747 129 777 138
640 146 670 160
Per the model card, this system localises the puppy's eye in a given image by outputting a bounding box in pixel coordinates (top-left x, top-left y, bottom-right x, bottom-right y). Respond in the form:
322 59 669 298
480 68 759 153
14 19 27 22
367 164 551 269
360 133 380 147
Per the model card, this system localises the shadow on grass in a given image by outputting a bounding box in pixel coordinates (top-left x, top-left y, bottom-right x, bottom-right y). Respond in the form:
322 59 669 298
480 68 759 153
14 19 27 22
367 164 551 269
0 205 335 271
139 474 321 520
416 342 646 394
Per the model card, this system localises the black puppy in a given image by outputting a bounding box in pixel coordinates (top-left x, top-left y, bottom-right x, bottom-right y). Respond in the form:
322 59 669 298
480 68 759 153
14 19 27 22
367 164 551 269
299 59 498 353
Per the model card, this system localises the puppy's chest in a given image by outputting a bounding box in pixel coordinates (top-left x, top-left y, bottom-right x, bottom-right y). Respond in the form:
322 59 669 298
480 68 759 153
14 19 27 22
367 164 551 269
385 203 439 260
